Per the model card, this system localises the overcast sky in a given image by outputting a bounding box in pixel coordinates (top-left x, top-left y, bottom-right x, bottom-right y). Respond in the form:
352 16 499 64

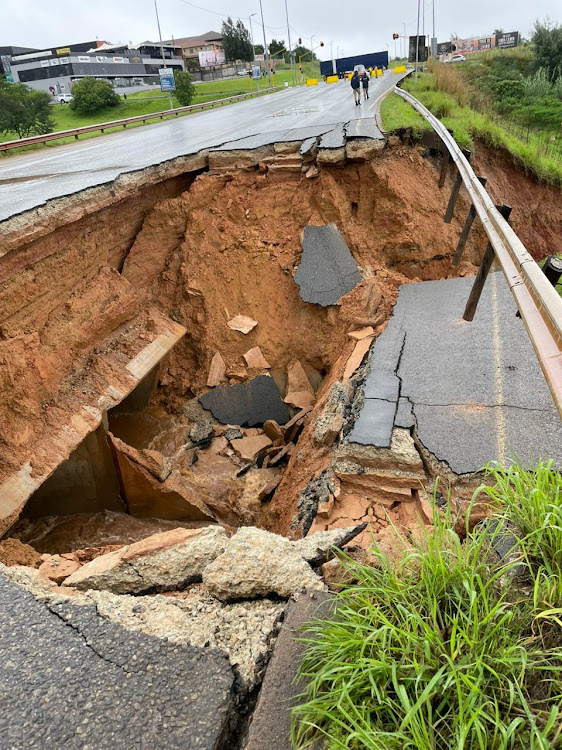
4 0 560 60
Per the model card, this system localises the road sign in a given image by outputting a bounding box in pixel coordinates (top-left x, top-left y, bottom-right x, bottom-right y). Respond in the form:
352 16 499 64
408 36 428 63
159 68 176 92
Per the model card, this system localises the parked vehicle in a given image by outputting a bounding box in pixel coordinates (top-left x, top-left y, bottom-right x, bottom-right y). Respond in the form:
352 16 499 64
57 93 74 104
444 54 466 64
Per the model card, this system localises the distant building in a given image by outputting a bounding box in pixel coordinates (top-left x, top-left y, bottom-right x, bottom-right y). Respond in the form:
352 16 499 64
165 31 224 66
5 39 184 95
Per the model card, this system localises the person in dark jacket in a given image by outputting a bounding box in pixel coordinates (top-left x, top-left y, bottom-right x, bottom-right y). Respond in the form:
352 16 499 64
361 71 369 100
350 71 361 105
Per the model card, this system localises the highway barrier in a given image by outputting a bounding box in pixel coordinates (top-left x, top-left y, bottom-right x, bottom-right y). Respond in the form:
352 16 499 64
325 75 338 84
0 86 283 154
377 69 383 77
394 65 407 73
306 78 318 86
396 85 562 415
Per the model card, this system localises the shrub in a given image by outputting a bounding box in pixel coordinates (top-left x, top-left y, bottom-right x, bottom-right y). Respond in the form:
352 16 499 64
0 81 54 138
69 78 120 114
174 70 195 107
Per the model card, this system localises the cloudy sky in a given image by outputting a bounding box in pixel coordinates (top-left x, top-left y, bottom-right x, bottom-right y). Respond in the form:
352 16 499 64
4 0 560 59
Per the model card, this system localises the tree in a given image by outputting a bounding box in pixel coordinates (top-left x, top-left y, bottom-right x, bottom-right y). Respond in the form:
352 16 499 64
0 81 54 138
174 70 195 106
70 78 120 114
221 17 253 62
268 39 286 57
493 28 504 40
294 45 316 63
532 20 562 80
253 44 264 55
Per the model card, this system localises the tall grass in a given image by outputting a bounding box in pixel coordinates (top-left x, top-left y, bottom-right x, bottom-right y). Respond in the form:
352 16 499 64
291 465 562 749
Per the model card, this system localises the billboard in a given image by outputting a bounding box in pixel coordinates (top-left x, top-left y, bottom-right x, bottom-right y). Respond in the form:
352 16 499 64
159 68 176 92
437 41 452 55
198 49 226 67
497 31 519 49
408 35 428 63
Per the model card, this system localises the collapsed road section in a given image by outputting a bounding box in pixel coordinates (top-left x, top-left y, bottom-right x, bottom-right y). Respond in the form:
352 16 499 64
1 118 560 747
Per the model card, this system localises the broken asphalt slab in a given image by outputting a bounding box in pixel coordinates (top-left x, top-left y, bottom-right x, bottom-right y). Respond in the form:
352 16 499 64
200 374 290 426
0 574 234 750
349 272 562 473
294 224 362 307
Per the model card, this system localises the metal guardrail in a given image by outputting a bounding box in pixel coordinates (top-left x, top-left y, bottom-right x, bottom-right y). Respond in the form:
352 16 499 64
0 87 283 153
396 86 562 416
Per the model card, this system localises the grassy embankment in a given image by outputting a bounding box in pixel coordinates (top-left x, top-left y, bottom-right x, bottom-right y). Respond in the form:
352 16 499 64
292 461 562 749
0 63 320 156
380 49 562 188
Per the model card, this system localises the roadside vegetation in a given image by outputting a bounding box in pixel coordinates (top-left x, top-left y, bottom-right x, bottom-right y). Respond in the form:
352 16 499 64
381 21 562 187
292 461 562 749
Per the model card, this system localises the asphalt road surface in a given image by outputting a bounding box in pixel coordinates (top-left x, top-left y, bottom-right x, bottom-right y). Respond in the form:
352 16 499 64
0 71 404 222
350 272 562 473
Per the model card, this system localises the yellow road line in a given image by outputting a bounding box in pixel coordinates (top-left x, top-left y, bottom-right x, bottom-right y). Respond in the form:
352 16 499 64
491 271 507 463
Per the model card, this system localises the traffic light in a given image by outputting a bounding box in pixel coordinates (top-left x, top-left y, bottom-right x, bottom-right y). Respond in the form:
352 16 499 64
298 37 302 44
392 33 399 39
320 41 324 47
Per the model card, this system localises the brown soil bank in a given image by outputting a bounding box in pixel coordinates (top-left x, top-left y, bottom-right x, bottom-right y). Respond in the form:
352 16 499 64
0 139 557 545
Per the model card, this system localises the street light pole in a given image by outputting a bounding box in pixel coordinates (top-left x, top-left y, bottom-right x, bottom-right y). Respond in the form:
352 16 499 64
330 40 336 75
415 0 420 82
249 13 256 61
258 0 272 87
284 0 295 86
154 0 173 110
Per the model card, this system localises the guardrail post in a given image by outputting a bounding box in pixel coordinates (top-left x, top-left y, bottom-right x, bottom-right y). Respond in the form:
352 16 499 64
438 129 454 188
452 176 487 266
463 204 512 321
444 149 471 223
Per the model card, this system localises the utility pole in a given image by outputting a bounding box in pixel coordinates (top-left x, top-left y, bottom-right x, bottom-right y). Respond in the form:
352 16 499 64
154 0 173 110
415 0 420 82
258 0 272 87
284 0 295 86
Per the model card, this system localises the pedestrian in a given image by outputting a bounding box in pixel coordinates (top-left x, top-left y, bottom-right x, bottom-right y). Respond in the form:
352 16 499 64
361 71 369 100
350 70 361 105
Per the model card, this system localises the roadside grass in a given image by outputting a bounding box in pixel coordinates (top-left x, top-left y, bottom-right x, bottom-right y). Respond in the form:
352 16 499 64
0 64 321 157
380 93 430 138
291 461 562 750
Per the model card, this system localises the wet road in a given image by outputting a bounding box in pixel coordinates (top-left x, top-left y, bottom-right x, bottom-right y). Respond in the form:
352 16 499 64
0 71 404 222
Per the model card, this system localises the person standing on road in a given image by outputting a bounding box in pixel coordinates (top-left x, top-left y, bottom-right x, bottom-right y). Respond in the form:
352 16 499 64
351 70 361 105
361 71 369 100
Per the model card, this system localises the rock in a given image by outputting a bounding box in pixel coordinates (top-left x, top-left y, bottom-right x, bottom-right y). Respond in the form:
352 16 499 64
237 468 282 522
305 164 319 179
243 347 271 369
0 538 42 568
227 315 258 334
284 391 315 410
321 557 354 589
64 527 228 594
200 375 290 427
348 326 375 341
292 524 366 565
230 435 273 462
189 421 214 446
312 382 349 446
317 496 334 518
387 135 402 148
346 138 385 162
224 426 244 441
315 413 344 447
207 351 227 387
294 224 361 307
38 555 81 585
343 337 374 381
108 434 171 481
203 527 327 601
263 420 284 443
287 360 314 395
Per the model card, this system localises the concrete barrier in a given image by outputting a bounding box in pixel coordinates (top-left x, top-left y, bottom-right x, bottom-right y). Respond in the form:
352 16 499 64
306 78 318 86
377 69 383 77
394 65 407 73
326 75 338 84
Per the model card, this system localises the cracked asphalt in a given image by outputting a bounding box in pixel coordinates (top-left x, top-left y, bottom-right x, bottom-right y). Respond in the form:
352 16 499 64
351 272 562 473
0 575 235 749
0 71 404 222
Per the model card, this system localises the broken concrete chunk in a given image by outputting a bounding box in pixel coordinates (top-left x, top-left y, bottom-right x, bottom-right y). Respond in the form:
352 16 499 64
203 527 326 601
292 524 366 565
343 337 374 381
294 224 361 307
207 351 227 387
231 434 273 462
243 346 271 369
64 526 227 594
227 315 258 334
199 374 290 426
287 360 314 395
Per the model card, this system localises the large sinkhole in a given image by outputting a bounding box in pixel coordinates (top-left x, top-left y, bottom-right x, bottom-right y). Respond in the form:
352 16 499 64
0 150 489 561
